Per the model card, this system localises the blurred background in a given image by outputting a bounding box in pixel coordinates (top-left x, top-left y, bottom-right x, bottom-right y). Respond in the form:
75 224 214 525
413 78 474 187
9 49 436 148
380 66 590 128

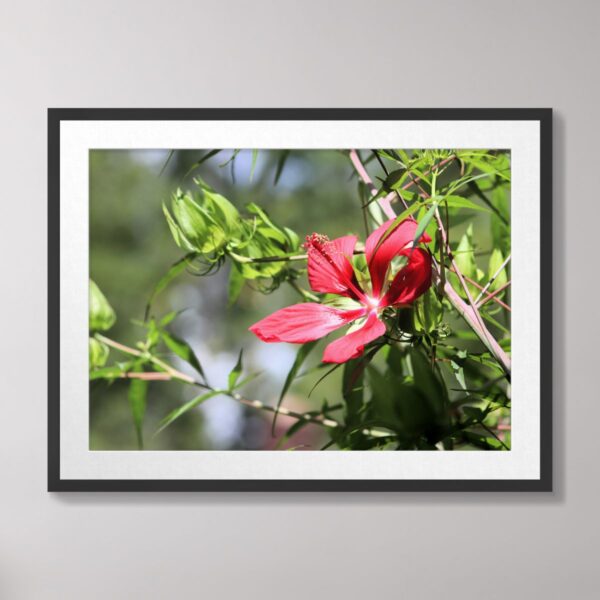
90 149 505 450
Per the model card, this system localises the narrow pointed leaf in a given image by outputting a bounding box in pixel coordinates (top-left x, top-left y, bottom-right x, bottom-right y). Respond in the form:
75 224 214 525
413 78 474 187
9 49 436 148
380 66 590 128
144 253 197 321
272 341 318 434
228 349 243 391
156 390 222 434
273 150 290 185
250 149 258 181
128 367 148 449
161 330 206 382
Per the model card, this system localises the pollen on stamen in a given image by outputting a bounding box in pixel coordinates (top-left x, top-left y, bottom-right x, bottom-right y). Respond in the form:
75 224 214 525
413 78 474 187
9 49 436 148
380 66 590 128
304 233 330 250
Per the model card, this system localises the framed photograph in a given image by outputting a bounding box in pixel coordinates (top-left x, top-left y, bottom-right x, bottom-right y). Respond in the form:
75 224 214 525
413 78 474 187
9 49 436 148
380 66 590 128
48 108 552 491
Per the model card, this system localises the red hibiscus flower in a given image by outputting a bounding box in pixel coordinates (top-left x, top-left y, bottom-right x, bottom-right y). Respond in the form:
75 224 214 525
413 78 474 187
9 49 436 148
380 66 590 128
249 218 432 364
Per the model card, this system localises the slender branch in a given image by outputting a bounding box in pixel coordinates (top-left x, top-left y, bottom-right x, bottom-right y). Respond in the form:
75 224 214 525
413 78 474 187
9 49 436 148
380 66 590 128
230 392 390 438
95 335 391 439
473 253 511 305
95 333 199 385
349 149 396 219
477 280 511 310
448 268 511 312
229 250 308 264
119 372 173 381
383 153 457 207
371 150 409 210
229 248 365 265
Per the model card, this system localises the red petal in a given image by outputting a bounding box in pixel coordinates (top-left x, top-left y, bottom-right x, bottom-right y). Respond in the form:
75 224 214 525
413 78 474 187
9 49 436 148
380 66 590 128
365 218 432 298
306 234 364 299
322 312 386 364
249 303 366 344
381 248 432 307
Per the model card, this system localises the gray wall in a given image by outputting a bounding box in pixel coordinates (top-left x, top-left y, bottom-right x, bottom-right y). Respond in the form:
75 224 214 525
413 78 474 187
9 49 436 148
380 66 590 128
1 1 596 598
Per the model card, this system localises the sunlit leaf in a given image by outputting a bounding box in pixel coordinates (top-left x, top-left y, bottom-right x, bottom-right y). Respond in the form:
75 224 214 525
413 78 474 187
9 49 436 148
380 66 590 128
156 390 222 434
228 349 243 391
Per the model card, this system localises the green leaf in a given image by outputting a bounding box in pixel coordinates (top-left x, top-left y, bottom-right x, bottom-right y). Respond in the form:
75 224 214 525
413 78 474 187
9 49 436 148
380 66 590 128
273 150 290 185
230 371 261 390
163 202 196 252
414 287 443 334
227 264 245 307
156 390 222 434
250 149 258 182
228 349 243 391
491 186 511 255
128 367 148 450
488 249 508 292
442 195 492 214
194 178 241 236
144 253 197 321
411 201 438 247
183 149 221 179
342 352 375 425
219 149 241 168
463 406 484 421
273 341 318 433
161 330 206 382
453 224 477 281
89 280 116 332
467 157 511 182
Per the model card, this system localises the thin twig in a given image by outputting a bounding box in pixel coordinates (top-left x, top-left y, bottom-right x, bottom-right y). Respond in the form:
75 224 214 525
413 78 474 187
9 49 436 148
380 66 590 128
349 150 396 219
473 253 511 305
95 335 391 439
383 153 457 207
448 269 511 312
477 281 511 310
371 150 409 210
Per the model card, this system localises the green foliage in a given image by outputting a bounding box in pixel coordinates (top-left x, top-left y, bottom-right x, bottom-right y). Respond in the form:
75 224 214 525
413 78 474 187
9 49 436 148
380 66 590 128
228 350 244 391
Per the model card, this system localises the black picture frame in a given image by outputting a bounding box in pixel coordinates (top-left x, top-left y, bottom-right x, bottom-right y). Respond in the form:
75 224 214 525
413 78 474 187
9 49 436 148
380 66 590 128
48 108 553 492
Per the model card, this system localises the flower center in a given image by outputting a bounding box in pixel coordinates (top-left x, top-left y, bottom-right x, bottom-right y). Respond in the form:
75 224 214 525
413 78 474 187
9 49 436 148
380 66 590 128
364 296 380 311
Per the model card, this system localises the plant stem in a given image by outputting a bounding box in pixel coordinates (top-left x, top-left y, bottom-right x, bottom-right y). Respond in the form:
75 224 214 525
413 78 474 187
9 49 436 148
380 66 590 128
95 333 199 386
94 335 392 439
449 268 511 312
349 149 396 220
229 250 308 264
473 253 511 305
476 280 511 310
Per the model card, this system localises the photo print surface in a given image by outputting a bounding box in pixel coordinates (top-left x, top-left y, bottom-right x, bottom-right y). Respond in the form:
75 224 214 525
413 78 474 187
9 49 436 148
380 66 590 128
89 148 511 452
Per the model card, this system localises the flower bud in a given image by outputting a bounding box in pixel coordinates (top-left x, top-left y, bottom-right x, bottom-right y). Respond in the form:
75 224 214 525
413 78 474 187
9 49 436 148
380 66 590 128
89 279 116 332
